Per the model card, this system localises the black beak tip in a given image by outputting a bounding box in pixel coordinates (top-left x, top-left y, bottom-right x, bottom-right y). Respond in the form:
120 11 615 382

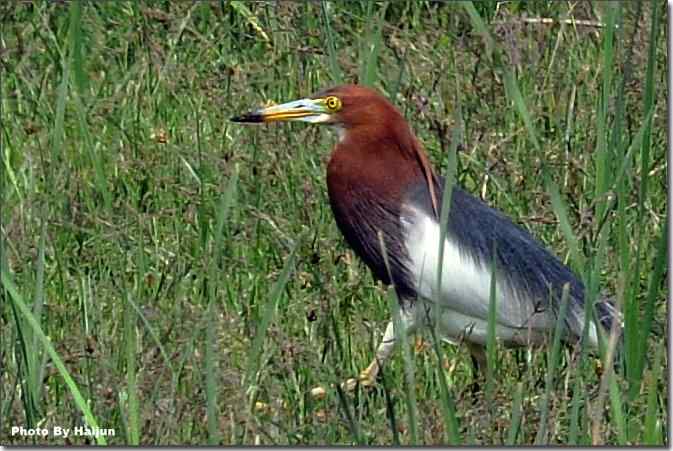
230 113 263 123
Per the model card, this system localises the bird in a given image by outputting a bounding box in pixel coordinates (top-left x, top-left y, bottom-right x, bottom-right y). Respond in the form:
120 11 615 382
231 84 619 388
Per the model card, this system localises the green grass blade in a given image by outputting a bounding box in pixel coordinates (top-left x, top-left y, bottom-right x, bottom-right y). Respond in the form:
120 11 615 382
358 3 387 87
644 342 665 444
68 0 86 95
320 1 342 84
636 220 666 374
460 2 494 58
380 368 401 446
213 166 239 252
485 246 497 406
427 325 461 444
461 1 540 151
124 295 174 375
378 231 418 445
28 220 48 414
625 212 665 399
124 293 140 445
334 383 364 445
506 382 524 445
2 270 107 445
205 298 220 445
546 179 585 273
426 92 463 443
594 2 619 220
592 108 654 242
502 70 541 151
625 0 662 401
608 370 627 444
567 373 584 445
246 241 300 399
388 286 418 445
535 283 570 445
201 167 238 445
436 122 461 297
8 291 40 429
428 125 462 444
590 302 623 445
51 42 70 182
66 1 111 211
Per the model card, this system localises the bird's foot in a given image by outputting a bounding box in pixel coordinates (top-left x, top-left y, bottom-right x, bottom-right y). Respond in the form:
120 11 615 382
341 373 375 392
341 361 379 392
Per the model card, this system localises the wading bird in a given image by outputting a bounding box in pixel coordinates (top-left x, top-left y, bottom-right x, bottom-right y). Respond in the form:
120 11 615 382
231 85 618 388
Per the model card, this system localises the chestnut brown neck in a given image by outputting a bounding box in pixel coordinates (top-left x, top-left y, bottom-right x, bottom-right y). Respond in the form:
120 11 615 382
327 114 433 206
325 115 437 298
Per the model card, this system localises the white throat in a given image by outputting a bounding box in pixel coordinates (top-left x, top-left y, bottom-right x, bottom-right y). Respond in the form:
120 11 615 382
332 125 347 143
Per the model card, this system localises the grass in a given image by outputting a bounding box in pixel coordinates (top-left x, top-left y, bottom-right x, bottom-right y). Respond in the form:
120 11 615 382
1 1 667 445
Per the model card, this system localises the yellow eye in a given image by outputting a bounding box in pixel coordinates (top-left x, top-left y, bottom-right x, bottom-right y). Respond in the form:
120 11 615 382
325 96 342 112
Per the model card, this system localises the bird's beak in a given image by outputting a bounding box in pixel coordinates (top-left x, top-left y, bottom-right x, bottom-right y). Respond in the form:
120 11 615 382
231 98 331 124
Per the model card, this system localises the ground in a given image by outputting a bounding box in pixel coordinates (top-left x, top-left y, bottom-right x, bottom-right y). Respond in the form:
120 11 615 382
1 1 667 445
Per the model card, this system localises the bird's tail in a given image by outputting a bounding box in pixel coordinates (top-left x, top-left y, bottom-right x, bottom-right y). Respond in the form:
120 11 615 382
590 294 625 372
594 294 623 336
565 292 623 350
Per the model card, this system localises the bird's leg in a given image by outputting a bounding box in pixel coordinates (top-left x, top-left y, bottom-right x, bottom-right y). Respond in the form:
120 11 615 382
466 342 487 396
343 321 395 390
343 306 418 391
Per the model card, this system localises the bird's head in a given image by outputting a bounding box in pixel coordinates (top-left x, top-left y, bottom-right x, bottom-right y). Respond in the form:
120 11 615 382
231 84 404 137
232 84 439 217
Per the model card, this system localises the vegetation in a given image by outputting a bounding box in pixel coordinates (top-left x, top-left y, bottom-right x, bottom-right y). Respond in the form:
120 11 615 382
1 1 667 445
